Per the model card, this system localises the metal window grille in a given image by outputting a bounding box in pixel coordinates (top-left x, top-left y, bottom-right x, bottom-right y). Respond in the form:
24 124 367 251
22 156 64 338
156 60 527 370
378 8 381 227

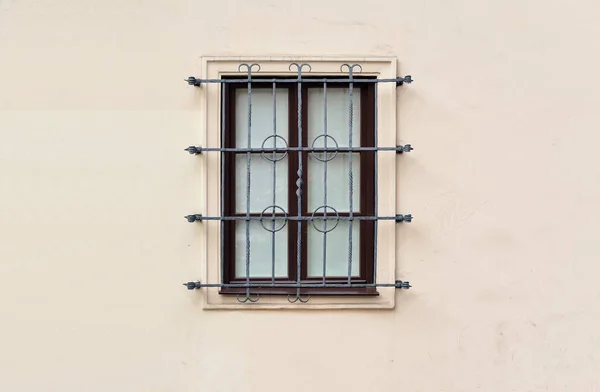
183 63 414 304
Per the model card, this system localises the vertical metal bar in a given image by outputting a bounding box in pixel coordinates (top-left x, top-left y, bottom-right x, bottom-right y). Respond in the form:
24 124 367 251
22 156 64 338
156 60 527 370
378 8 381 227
220 83 226 285
296 70 303 300
271 82 277 285
347 72 354 284
245 73 252 299
322 82 328 285
373 82 379 285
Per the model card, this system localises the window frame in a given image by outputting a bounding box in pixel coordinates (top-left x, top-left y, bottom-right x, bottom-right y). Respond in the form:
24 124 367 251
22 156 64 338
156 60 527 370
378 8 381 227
198 57 401 309
220 78 377 296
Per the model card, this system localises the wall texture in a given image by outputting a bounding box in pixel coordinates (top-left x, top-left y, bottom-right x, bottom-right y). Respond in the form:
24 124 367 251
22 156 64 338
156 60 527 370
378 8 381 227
1 0 600 390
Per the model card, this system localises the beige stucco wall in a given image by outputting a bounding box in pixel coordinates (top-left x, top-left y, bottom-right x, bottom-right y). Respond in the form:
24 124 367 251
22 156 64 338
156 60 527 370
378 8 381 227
1 0 600 390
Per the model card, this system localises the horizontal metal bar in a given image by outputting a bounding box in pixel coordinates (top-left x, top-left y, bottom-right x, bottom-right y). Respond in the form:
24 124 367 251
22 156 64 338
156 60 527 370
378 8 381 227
185 76 413 86
184 145 413 154
184 214 413 222
183 280 411 289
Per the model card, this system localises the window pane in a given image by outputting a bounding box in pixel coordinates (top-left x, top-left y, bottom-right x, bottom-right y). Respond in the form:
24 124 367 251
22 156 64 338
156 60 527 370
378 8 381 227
235 154 288 213
235 221 288 278
307 87 360 148
235 88 289 148
307 153 360 212
307 221 360 277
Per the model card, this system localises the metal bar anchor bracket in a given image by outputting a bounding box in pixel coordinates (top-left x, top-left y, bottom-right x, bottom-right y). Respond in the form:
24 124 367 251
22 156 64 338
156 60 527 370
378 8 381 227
183 281 202 290
396 144 414 154
395 214 413 223
185 214 203 223
396 75 413 86
184 146 202 155
395 280 412 289
185 76 201 87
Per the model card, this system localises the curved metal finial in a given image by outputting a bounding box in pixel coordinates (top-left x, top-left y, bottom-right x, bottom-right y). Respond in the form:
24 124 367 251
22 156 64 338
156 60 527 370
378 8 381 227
340 63 363 78
289 63 312 78
237 293 260 303
238 63 261 77
287 293 311 303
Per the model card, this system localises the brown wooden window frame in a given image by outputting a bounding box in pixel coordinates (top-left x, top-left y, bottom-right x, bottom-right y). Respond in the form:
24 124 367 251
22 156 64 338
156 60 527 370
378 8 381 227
220 76 377 296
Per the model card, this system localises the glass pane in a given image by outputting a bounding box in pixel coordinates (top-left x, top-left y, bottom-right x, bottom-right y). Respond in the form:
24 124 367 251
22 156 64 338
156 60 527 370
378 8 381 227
308 153 360 211
236 89 289 148
307 87 360 148
235 155 288 213
307 221 360 277
235 221 288 278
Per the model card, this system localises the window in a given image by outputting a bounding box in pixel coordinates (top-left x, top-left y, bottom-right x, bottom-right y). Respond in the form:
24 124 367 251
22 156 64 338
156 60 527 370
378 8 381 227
184 57 411 309
221 76 377 296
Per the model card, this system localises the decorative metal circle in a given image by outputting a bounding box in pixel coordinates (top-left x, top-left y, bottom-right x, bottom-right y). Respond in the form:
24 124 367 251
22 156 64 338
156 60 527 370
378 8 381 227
311 134 339 162
260 205 287 232
310 205 340 233
261 135 288 162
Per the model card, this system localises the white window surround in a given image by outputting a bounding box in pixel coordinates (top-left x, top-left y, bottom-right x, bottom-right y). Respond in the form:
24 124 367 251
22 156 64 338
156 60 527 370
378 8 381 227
195 56 401 309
